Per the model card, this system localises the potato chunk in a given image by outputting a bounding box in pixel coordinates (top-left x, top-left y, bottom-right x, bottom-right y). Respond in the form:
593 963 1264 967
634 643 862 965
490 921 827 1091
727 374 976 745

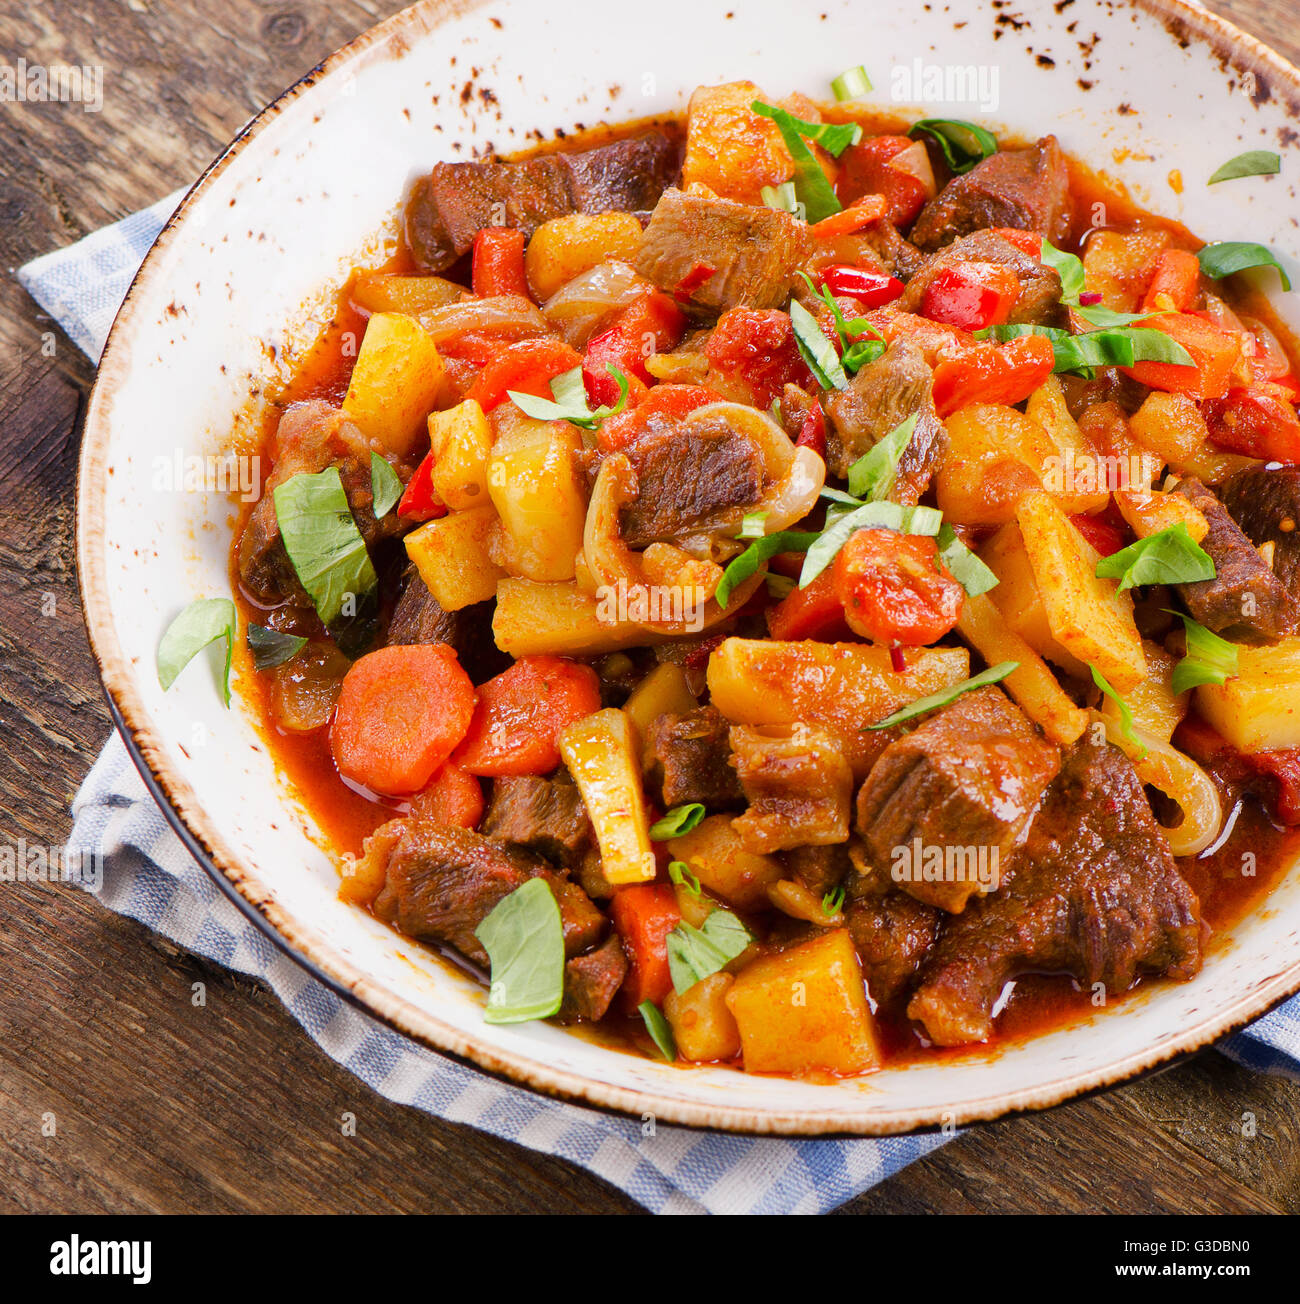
681 81 799 205
525 212 644 301
429 400 492 510
666 814 784 911
936 404 1058 527
664 973 741 1063
493 578 661 657
341 311 445 458
707 639 970 777
726 930 881 1076
404 507 504 611
1197 637 1300 752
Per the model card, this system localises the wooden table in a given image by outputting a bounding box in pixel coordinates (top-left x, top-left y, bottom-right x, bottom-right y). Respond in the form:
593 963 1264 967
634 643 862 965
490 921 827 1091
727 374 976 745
2 0 1297 1216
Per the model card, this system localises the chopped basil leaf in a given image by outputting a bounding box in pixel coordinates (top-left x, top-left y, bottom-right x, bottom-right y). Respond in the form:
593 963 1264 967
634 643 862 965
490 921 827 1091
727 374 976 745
739 510 769 539
1095 523 1215 592
847 413 917 501
761 180 804 218
831 65 873 101
1089 663 1143 754
751 100 861 157
936 522 1000 597
638 1001 677 1061
866 661 1018 730
247 623 307 671
157 597 237 706
798 271 884 377
977 322 1071 344
766 572 796 599
1071 303 1164 330
508 363 630 428
1197 241 1292 292
650 804 707 839
716 529 822 608
1039 237 1087 303
1169 612 1239 695
369 452 403 518
1053 326 1193 374
667 909 752 994
668 860 702 897
799 501 942 587
909 119 998 174
822 886 846 916
750 101 843 222
789 297 848 390
475 878 565 1025
1208 150 1281 185
272 467 378 629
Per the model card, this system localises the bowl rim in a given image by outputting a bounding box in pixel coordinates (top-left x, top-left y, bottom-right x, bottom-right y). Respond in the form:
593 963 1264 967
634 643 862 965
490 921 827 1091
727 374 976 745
75 0 1300 1136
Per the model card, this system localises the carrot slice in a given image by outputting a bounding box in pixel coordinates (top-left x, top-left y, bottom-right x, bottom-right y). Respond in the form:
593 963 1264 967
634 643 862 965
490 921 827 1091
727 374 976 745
766 569 853 642
408 761 484 828
610 883 682 1007
330 644 477 796
454 655 602 776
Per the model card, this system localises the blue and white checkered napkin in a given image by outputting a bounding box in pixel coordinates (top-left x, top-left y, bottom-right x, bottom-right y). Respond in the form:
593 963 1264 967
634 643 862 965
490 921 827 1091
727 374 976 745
21 196 1300 1217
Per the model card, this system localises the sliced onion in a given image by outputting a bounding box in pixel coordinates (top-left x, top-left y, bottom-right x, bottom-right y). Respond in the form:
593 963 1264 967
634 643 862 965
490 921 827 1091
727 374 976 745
416 295 548 344
885 139 938 200
542 260 649 347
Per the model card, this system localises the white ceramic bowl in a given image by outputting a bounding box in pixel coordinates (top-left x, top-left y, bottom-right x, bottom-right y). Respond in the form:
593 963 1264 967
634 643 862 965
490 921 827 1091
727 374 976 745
78 0 1300 1134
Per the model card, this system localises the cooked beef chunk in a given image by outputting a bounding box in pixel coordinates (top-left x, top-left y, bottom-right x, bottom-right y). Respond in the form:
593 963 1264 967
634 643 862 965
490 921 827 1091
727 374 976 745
648 705 744 808
619 418 764 546
238 400 409 607
386 565 510 683
823 338 946 494
558 935 629 1024
899 229 1066 327
482 773 594 869
909 137 1073 252
405 131 679 273
1173 476 1296 644
780 843 853 898
729 723 853 852
1220 466 1300 595
907 740 1205 1046
373 821 605 967
855 687 1060 914
636 188 812 313
859 220 926 281
846 891 941 1006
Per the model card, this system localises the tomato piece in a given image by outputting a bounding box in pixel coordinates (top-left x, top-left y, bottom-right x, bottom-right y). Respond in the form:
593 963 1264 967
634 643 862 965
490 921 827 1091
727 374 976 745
818 264 905 307
596 383 719 453
920 262 1022 332
582 289 686 406
464 336 583 412
1070 510 1129 557
932 334 1055 416
703 308 814 407
836 135 930 228
1139 248 1201 313
1204 384 1300 463
767 569 854 641
832 529 964 645
471 228 530 299
396 452 446 521
1121 312 1243 400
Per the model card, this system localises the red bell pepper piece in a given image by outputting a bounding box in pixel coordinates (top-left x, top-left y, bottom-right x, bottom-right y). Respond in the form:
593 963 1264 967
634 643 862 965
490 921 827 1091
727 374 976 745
795 402 826 459
596 383 719 453
818 264 905 308
989 227 1045 258
464 336 582 412
1204 383 1300 463
1070 510 1129 557
812 193 887 239
920 262 1022 332
1140 248 1202 313
1121 312 1243 400
397 452 447 521
836 135 930 228
471 228 530 300
673 261 716 304
932 334 1055 417
582 289 686 407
